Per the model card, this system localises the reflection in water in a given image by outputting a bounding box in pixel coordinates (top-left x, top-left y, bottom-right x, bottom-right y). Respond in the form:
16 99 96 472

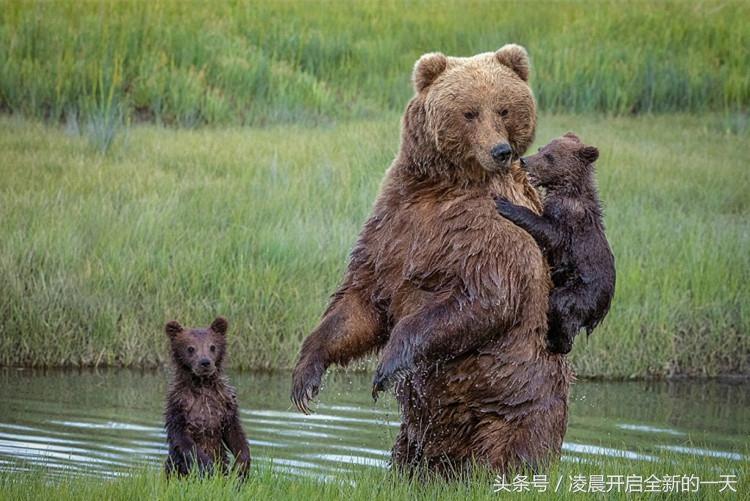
0 368 747 478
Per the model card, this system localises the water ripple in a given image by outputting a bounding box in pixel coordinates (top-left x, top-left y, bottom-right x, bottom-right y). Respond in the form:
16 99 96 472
0 370 747 479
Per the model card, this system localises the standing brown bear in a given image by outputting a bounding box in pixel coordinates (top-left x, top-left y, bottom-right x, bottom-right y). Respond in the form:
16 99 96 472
164 317 251 478
292 45 571 474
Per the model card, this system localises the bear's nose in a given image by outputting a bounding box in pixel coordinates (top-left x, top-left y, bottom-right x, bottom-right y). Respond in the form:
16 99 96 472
491 143 512 163
199 358 211 368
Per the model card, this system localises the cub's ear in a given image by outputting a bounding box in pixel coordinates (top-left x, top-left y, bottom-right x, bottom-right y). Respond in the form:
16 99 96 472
579 146 600 164
165 320 183 339
563 131 581 142
210 316 229 336
495 44 530 82
413 52 448 92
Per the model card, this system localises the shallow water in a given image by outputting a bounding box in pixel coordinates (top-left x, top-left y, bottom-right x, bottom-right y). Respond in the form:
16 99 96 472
0 368 747 479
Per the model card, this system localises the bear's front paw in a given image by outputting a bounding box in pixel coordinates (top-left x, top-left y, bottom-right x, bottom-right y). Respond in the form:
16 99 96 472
291 359 325 415
546 332 574 355
371 351 413 401
194 449 214 476
371 370 391 402
232 453 251 480
494 196 515 216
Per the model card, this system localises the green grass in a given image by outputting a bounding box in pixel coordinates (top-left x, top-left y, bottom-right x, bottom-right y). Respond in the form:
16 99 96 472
1 452 748 500
0 113 747 376
0 0 748 128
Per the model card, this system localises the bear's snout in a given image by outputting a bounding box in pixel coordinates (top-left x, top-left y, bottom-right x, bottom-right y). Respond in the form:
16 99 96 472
491 143 513 165
193 357 216 377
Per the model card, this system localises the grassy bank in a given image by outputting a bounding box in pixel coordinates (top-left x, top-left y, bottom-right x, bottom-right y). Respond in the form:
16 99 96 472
0 113 747 376
1 451 748 500
0 0 748 127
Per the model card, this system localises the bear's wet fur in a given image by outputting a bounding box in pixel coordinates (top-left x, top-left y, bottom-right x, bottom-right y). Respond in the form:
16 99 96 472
495 133 616 354
164 317 251 478
291 44 571 475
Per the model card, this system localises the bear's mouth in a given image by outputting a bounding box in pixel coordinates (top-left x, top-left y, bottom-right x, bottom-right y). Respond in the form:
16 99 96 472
193 366 216 378
480 155 515 174
526 173 542 187
499 157 516 174
518 157 542 186
522 167 542 187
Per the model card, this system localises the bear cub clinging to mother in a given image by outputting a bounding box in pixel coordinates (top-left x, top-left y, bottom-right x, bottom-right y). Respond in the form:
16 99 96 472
164 317 251 478
495 133 615 354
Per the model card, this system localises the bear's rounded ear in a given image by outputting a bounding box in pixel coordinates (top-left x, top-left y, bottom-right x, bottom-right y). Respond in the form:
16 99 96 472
563 131 581 142
165 320 183 339
578 146 600 164
210 316 228 336
412 52 448 92
495 44 530 82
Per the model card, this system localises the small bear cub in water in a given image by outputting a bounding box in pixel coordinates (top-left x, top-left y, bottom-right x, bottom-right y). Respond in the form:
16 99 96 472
495 133 615 354
164 317 250 478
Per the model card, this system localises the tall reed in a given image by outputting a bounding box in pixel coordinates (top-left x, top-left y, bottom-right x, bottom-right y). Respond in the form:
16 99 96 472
0 1 747 126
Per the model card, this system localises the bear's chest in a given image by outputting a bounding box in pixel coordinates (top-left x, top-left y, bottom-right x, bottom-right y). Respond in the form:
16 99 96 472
370 179 543 318
386 191 511 266
181 387 233 438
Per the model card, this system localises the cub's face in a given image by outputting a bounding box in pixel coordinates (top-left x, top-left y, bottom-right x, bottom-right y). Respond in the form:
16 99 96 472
414 44 537 174
521 132 599 189
165 317 228 378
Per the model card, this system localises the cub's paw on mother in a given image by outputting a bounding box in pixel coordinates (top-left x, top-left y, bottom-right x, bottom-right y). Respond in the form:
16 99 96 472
494 196 516 216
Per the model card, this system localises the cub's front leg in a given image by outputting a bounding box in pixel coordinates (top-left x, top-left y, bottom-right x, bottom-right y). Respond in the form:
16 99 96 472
165 411 212 476
495 196 560 250
222 411 251 479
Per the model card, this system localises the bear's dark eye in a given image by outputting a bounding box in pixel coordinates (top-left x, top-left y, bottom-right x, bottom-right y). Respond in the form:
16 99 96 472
544 153 554 163
210 345 216 353
498 109 509 117
463 110 479 121
187 346 195 355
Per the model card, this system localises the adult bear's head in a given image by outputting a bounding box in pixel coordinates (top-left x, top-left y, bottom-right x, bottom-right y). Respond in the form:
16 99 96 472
401 44 537 181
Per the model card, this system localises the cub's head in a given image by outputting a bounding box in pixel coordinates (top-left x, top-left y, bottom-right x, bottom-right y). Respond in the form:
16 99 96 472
409 44 536 177
165 317 228 378
520 132 599 189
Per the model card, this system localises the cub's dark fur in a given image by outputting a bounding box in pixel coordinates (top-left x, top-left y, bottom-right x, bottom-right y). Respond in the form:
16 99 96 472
495 133 615 354
164 317 250 478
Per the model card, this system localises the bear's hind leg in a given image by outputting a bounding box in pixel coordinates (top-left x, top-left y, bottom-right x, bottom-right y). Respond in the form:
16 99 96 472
477 406 566 476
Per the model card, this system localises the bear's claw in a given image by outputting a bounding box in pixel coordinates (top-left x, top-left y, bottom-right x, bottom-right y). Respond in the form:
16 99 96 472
371 379 388 402
371 361 402 401
372 365 390 401
293 385 318 414
291 358 324 414
291 379 319 415
372 343 415 401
